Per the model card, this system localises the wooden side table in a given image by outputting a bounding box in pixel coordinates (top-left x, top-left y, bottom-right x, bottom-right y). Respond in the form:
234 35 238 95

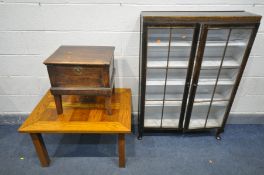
18 88 131 168
43 46 115 115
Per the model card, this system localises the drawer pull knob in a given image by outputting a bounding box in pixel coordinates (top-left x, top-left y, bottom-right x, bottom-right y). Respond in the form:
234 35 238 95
73 67 82 75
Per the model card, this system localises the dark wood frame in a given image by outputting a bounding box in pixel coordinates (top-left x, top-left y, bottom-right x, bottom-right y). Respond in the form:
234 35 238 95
138 11 261 139
45 48 115 115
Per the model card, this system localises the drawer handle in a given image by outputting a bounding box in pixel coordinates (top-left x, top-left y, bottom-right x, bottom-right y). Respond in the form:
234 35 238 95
73 67 82 75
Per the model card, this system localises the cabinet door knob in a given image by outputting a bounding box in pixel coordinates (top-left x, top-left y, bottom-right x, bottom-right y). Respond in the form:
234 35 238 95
73 66 82 75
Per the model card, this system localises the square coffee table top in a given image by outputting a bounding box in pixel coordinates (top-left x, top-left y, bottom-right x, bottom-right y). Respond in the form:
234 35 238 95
18 88 131 134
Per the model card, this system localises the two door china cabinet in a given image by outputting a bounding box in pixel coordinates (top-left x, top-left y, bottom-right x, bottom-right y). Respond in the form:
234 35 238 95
138 11 261 139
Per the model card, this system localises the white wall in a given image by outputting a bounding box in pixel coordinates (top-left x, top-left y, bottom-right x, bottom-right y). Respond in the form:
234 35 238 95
0 0 264 119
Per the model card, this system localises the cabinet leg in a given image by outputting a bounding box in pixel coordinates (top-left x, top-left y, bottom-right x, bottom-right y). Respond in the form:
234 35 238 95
118 134 125 168
105 96 112 115
216 128 224 140
137 126 143 140
30 133 50 167
54 95 63 114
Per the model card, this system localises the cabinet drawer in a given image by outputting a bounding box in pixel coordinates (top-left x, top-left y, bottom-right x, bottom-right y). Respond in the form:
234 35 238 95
47 65 106 88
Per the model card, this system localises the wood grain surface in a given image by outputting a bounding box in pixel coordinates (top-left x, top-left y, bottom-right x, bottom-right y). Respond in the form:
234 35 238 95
18 88 131 133
141 11 261 23
43 46 115 65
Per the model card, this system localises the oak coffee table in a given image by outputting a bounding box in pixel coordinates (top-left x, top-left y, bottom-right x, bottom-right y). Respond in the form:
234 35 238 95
18 88 131 168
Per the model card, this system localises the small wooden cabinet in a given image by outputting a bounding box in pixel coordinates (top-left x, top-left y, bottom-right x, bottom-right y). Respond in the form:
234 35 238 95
138 11 261 139
44 46 115 115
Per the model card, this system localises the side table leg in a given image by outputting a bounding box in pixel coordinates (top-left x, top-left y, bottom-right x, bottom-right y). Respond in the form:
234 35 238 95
105 96 112 115
54 95 63 114
118 134 125 168
30 133 50 167
112 85 115 94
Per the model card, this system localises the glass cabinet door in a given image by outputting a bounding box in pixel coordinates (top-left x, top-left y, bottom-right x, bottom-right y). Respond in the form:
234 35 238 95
187 27 253 129
144 27 195 128
144 28 169 128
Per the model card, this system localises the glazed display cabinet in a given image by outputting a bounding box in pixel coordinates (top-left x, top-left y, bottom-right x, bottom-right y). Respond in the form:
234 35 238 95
138 11 261 139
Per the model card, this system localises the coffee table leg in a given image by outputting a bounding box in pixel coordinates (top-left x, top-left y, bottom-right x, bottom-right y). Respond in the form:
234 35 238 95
54 95 63 114
30 133 50 167
118 134 125 168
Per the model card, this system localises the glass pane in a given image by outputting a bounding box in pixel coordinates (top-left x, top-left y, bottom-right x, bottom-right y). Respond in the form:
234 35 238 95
213 84 233 101
218 68 238 81
171 28 194 42
202 29 229 69
213 68 238 101
189 102 210 129
194 29 230 102
145 85 164 100
167 68 187 80
165 69 187 101
206 29 230 42
147 28 170 68
224 29 252 67
144 101 162 128
206 101 228 128
146 69 166 81
162 101 182 128
194 69 218 102
145 69 166 101
169 28 194 68
213 68 238 100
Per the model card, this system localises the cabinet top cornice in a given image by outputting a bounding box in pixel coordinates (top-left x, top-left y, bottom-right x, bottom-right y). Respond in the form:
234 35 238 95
141 11 261 23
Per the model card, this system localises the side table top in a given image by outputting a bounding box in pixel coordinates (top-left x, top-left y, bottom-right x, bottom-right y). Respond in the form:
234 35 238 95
18 88 131 134
43 46 115 65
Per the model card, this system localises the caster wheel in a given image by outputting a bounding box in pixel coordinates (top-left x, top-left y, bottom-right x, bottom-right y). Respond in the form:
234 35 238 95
137 135 142 140
216 136 221 140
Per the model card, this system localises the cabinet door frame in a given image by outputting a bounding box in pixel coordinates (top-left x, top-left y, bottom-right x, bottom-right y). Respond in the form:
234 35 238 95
138 22 200 134
184 23 260 131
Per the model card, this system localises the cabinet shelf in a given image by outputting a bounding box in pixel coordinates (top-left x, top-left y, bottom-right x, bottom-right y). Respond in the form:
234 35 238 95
144 119 161 128
202 59 240 69
144 119 180 128
146 79 234 86
148 41 192 47
189 119 221 129
194 94 229 102
146 94 182 101
145 100 182 106
146 80 185 86
144 118 223 128
147 61 188 68
147 57 240 69
146 93 230 102
193 101 228 106
145 100 228 106
198 79 234 85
